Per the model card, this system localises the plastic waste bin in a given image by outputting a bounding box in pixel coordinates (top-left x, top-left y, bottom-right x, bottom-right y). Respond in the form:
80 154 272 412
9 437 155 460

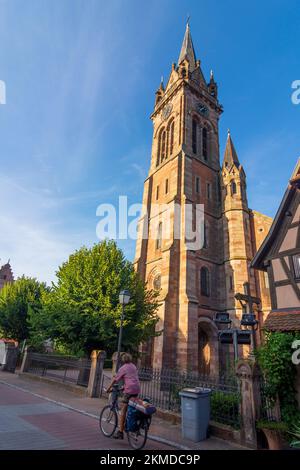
179 387 211 442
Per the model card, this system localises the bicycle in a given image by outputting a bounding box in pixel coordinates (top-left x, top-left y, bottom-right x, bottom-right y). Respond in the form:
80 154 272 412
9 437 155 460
99 384 151 450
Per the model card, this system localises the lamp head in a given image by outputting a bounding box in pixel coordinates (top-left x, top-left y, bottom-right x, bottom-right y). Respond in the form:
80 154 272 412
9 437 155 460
119 289 131 305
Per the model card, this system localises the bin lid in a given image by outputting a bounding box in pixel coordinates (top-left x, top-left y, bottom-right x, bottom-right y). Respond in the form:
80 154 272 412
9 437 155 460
179 387 211 398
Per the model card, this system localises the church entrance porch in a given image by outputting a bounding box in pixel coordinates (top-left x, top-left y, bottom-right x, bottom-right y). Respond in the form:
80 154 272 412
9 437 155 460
197 317 219 378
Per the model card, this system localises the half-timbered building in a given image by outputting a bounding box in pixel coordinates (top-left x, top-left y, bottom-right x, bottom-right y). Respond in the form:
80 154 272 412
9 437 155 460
251 159 300 331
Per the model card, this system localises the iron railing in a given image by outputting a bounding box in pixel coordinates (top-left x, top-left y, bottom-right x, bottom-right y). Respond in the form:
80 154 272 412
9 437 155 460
27 353 91 387
138 368 241 428
259 376 279 422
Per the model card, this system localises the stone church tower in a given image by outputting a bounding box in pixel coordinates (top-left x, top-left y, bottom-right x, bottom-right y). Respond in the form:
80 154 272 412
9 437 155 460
134 24 272 375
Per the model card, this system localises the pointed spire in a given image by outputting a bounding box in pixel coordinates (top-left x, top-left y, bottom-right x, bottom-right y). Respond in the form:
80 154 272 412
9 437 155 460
223 130 240 167
178 22 196 71
160 75 164 90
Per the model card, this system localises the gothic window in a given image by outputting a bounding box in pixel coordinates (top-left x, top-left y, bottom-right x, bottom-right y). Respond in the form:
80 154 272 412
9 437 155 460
192 119 197 154
196 176 200 194
157 128 166 166
161 130 166 162
200 267 210 297
229 275 234 291
231 181 237 195
156 222 162 250
169 119 175 156
202 127 208 160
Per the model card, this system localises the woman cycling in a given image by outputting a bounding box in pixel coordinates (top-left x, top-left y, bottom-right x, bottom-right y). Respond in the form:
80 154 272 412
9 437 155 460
106 352 140 440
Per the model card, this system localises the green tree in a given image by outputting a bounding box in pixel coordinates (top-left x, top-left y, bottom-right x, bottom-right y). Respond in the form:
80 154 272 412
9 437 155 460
29 240 160 356
0 276 47 342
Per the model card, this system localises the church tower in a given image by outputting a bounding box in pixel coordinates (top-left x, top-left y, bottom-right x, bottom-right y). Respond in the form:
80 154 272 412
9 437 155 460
134 24 272 373
221 132 272 328
135 24 224 373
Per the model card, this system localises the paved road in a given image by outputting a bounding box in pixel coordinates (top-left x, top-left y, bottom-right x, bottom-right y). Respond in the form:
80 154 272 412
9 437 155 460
0 382 175 450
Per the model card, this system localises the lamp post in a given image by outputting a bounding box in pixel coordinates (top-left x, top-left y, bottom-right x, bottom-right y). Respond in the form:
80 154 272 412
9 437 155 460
116 289 131 372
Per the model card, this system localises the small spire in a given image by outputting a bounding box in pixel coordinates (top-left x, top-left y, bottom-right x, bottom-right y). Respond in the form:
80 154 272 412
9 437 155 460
178 22 196 71
210 69 214 79
223 130 240 167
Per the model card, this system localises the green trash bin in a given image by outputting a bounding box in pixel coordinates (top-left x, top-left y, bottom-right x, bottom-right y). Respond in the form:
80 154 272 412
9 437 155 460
179 387 211 442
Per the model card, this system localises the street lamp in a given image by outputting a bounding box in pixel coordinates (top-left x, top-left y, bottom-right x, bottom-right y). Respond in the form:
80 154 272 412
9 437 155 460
116 289 131 371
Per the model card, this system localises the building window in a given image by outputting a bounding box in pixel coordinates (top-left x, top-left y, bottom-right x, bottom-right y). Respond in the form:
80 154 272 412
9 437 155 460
156 185 159 200
156 128 165 166
206 182 211 200
161 130 166 162
156 222 162 250
200 267 210 297
192 119 197 154
231 181 237 195
202 127 208 160
169 120 175 156
292 255 300 279
196 177 200 194
229 275 234 291
165 179 169 194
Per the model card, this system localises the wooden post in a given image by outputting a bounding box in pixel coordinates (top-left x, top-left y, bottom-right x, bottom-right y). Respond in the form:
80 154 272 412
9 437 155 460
236 359 261 448
19 346 31 374
87 350 106 398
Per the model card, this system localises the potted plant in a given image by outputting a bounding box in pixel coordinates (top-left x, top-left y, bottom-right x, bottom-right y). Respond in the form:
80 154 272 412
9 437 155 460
256 420 288 450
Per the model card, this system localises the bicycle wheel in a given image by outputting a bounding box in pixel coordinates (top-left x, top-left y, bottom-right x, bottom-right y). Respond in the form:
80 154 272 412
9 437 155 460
99 405 118 437
127 421 148 450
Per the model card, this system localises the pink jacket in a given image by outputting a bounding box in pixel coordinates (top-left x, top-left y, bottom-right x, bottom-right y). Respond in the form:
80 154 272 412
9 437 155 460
114 362 140 395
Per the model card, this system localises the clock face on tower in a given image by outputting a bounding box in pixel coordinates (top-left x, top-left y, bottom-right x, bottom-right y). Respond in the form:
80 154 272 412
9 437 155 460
161 103 173 121
196 102 209 117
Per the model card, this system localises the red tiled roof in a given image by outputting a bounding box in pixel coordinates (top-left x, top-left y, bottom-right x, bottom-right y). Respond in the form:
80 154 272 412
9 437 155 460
264 310 300 331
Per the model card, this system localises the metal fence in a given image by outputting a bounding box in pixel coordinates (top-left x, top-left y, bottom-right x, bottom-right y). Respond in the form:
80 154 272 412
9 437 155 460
27 353 91 387
138 368 241 429
259 376 279 422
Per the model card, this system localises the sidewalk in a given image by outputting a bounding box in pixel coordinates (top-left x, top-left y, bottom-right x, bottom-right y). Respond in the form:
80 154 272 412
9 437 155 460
0 371 246 450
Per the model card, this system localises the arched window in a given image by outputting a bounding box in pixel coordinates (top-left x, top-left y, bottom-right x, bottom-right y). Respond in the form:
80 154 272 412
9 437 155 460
200 267 210 297
156 222 162 250
192 118 197 154
202 127 208 160
168 120 175 156
161 130 166 162
156 128 166 166
231 181 237 195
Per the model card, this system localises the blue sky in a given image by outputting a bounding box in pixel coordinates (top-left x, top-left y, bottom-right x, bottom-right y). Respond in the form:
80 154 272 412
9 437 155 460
0 0 299 283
